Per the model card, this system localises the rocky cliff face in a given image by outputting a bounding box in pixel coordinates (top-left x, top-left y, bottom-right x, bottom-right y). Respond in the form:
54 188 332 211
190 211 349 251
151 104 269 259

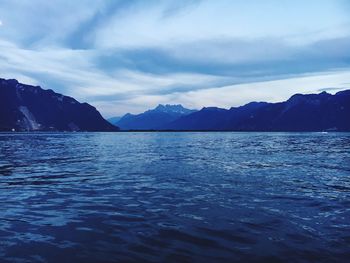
0 78 119 132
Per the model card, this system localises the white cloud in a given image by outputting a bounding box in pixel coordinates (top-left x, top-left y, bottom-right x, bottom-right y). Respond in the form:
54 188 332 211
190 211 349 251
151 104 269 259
0 0 104 46
97 69 350 117
0 1 350 118
0 39 232 113
92 0 350 50
167 70 350 110
1 37 350 118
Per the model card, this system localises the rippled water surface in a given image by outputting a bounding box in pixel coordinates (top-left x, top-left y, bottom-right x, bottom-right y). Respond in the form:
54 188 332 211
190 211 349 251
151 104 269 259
0 132 350 262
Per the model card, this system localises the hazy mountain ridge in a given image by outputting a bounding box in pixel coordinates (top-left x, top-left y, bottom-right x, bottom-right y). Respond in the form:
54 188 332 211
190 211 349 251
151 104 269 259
114 104 197 130
107 116 122 125
0 78 118 132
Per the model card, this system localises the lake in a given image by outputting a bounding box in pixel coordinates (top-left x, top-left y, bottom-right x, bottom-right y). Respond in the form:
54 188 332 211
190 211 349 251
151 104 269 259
0 132 349 262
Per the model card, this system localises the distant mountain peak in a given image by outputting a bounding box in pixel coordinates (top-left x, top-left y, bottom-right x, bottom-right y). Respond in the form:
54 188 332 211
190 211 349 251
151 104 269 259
155 104 183 108
113 104 197 130
152 104 194 114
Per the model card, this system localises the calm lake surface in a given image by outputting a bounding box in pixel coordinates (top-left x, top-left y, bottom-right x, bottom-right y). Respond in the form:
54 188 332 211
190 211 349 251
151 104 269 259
0 132 349 262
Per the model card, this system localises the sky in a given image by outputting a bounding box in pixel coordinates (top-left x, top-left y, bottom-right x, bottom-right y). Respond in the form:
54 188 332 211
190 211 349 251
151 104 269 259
0 0 350 117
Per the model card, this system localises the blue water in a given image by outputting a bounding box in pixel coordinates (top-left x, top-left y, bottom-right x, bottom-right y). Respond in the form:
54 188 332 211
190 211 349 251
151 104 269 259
0 132 349 262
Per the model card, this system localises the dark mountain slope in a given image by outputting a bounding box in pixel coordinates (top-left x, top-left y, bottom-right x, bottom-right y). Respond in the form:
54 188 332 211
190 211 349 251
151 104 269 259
0 78 118 132
232 91 350 131
164 90 350 131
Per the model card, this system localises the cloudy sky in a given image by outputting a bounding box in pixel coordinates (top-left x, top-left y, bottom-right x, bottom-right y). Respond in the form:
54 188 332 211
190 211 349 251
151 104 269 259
0 0 350 117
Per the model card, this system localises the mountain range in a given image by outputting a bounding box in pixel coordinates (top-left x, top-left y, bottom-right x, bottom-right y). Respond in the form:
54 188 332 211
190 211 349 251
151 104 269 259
166 91 350 131
1 78 349 132
110 90 350 131
0 78 118 132
110 104 196 130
